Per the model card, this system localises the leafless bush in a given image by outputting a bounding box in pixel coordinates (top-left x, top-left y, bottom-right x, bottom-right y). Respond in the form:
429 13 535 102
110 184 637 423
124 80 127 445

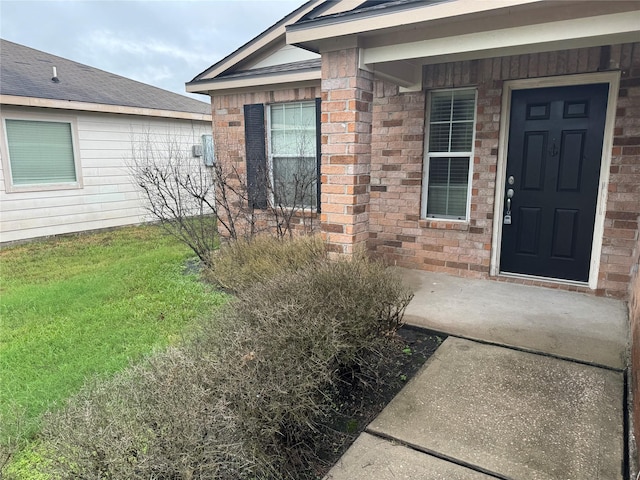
37 343 277 480
33 248 413 479
131 130 256 266
221 254 413 475
131 128 318 266
269 158 318 239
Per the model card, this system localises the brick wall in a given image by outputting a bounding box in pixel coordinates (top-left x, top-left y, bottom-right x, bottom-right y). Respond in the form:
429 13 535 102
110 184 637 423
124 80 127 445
368 42 640 299
604 57 640 296
320 48 374 255
210 86 322 238
632 241 640 470
207 43 638 298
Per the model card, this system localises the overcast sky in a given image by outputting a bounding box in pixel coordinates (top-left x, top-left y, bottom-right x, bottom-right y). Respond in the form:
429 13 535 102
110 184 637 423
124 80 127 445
0 0 305 101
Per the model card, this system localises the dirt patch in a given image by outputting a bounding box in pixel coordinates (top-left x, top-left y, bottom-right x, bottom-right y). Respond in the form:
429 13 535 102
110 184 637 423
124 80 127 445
310 326 446 478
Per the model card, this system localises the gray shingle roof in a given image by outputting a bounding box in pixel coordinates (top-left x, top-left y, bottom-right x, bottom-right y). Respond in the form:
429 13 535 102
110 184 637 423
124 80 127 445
295 0 441 25
218 58 321 80
1 39 210 115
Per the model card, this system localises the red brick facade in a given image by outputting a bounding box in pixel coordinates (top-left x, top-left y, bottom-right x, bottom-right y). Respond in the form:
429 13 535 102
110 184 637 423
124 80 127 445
631 244 640 469
210 42 639 299
365 43 640 299
320 48 374 255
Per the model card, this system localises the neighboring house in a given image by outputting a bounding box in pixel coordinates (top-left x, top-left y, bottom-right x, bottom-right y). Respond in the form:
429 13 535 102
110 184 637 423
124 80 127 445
0 39 213 243
187 0 639 302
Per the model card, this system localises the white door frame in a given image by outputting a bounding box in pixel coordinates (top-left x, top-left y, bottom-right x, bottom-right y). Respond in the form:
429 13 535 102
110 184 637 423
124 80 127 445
490 71 621 289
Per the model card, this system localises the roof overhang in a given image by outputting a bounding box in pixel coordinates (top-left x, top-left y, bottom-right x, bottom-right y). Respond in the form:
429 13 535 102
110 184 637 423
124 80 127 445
287 0 548 48
287 0 640 91
0 95 212 121
187 68 321 95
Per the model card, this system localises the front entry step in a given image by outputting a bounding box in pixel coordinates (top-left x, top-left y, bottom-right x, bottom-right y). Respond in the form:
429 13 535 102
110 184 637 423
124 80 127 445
400 268 628 370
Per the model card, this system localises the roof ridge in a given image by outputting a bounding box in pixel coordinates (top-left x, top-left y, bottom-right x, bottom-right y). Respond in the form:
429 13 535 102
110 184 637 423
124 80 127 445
1 38 211 115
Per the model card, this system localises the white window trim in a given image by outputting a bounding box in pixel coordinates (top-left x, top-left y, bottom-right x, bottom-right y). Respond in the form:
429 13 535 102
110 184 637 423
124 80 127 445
421 88 477 222
0 111 83 193
266 100 318 211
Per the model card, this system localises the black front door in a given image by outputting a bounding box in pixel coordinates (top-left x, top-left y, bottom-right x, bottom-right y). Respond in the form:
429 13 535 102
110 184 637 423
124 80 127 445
500 83 608 282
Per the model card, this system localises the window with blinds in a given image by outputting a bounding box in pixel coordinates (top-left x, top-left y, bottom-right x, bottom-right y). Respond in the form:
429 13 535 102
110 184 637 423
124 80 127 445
268 102 317 208
4 118 78 187
423 89 476 220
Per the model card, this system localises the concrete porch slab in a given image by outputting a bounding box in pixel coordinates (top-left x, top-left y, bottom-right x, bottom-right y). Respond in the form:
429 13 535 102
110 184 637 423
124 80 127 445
399 269 628 369
368 337 624 480
324 432 494 480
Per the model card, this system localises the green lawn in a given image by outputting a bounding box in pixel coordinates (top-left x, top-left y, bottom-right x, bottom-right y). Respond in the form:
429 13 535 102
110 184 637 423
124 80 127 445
0 225 224 445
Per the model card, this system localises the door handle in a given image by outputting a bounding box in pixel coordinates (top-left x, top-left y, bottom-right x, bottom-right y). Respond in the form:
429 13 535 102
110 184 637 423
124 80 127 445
504 188 514 225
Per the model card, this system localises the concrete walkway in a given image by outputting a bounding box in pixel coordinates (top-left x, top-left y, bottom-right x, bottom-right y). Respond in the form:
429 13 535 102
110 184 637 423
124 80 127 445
325 270 628 480
400 269 628 369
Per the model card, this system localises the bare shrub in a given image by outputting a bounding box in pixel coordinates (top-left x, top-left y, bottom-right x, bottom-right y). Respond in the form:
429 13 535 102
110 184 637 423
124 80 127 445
215 254 414 476
33 248 413 479
269 159 318 239
131 127 319 265
37 344 276 480
131 130 253 266
203 234 327 292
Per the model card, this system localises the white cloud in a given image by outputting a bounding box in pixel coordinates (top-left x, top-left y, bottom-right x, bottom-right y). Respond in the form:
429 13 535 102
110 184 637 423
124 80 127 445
1 0 304 97
84 30 212 68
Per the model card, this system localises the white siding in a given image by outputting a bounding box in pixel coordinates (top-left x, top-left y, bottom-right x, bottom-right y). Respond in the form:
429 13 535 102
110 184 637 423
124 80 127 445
0 106 212 243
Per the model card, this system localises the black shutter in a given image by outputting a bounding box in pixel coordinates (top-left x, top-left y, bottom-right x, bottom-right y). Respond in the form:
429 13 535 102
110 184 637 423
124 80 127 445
315 97 322 213
244 104 267 209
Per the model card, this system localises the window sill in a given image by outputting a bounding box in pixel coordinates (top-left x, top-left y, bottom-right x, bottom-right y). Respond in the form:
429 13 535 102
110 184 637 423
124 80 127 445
419 218 470 231
263 205 319 217
4 182 83 194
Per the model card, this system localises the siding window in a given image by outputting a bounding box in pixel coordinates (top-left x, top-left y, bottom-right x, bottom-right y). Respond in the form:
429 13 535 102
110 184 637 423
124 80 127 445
202 134 214 167
3 118 80 189
422 89 476 220
268 101 318 208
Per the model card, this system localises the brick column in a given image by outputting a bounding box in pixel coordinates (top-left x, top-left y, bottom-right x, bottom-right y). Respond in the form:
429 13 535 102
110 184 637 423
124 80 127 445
320 48 374 255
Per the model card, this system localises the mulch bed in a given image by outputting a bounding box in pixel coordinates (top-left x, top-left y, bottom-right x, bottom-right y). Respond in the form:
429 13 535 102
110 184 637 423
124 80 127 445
310 326 446 478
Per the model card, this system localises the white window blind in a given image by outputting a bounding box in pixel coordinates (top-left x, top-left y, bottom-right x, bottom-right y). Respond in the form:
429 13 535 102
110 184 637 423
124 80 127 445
424 89 476 220
427 157 470 218
5 119 77 186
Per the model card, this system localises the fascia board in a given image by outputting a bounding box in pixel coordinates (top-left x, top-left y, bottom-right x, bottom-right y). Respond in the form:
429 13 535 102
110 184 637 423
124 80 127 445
361 11 640 66
287 0 546 44
0 95 212 121
186 69 321 94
